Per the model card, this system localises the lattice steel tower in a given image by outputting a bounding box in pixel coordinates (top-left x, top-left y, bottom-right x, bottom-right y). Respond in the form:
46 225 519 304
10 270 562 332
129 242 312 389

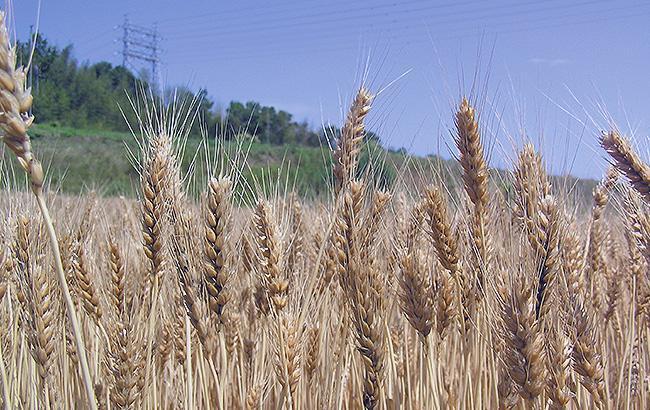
119 15 161 88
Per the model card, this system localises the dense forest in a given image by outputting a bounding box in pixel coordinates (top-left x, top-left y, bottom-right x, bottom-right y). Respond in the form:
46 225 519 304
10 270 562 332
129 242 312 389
16 35 380 147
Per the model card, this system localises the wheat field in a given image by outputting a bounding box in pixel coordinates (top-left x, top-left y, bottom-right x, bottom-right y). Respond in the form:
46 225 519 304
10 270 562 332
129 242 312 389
1 9 650 410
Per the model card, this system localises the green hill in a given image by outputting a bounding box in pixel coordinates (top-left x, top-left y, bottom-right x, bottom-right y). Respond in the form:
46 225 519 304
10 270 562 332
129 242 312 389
4 123 409 198
2 124 597 212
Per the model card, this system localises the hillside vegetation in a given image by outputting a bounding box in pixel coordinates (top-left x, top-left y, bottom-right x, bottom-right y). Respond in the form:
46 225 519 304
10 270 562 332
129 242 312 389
1 123 596 206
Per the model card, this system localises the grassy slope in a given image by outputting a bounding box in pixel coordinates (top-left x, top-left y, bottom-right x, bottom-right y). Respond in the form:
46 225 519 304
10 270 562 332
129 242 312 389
21 124 342 198
3 124 597 207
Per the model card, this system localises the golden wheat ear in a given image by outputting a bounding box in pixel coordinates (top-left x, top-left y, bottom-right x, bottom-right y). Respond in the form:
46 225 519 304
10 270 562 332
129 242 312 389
0 12 40 191
570 300 607 406
424 185 470 335
13 216 57 392
600 131 650 203
396 201 435 344
253 200 288 313
203 176 233 321
499 276 546 404
332 88 373 196
454 98 492 295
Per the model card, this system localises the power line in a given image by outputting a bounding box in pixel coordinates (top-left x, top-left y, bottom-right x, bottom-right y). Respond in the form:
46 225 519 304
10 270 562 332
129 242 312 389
164 4 649 64
165 0 483 39
164 0 639 61
157 0 356 25
162 0 474 36
163 0 604 41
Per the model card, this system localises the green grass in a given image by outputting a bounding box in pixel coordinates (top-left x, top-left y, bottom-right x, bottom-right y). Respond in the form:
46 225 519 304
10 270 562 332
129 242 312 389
2 124 597 208
4 124 341 198
31 123 133 142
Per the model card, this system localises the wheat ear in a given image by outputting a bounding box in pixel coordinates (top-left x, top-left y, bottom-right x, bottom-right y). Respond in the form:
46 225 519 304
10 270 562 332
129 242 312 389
105 236 145 409
141 132 170 280
287 194 306 273
141 130 175 396
305 325 321 382
333 88 373 196
204 176 232 320
273 316 301 408
533 195 562 320
600 131 650 202
586 168 618 315
546 327 572 409
108 237 125 317
397 251 434 342
253 200 288 312
71 242 103 324
424 185 470 334
13 216 57 386
454 97 492 293
0 12 96 408
562 225 585 301
397 202 434 343
622 188 650 267
500 277 546 403
107 313 145 409
332 139 386 406
570 300 607 406
513 144 551 247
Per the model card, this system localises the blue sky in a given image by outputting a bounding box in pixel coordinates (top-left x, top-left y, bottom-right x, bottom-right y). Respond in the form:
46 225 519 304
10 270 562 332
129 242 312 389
9 0 650 179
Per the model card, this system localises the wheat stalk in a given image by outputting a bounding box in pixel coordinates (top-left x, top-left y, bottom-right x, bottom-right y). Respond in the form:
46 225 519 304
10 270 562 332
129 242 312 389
334 181 386 409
